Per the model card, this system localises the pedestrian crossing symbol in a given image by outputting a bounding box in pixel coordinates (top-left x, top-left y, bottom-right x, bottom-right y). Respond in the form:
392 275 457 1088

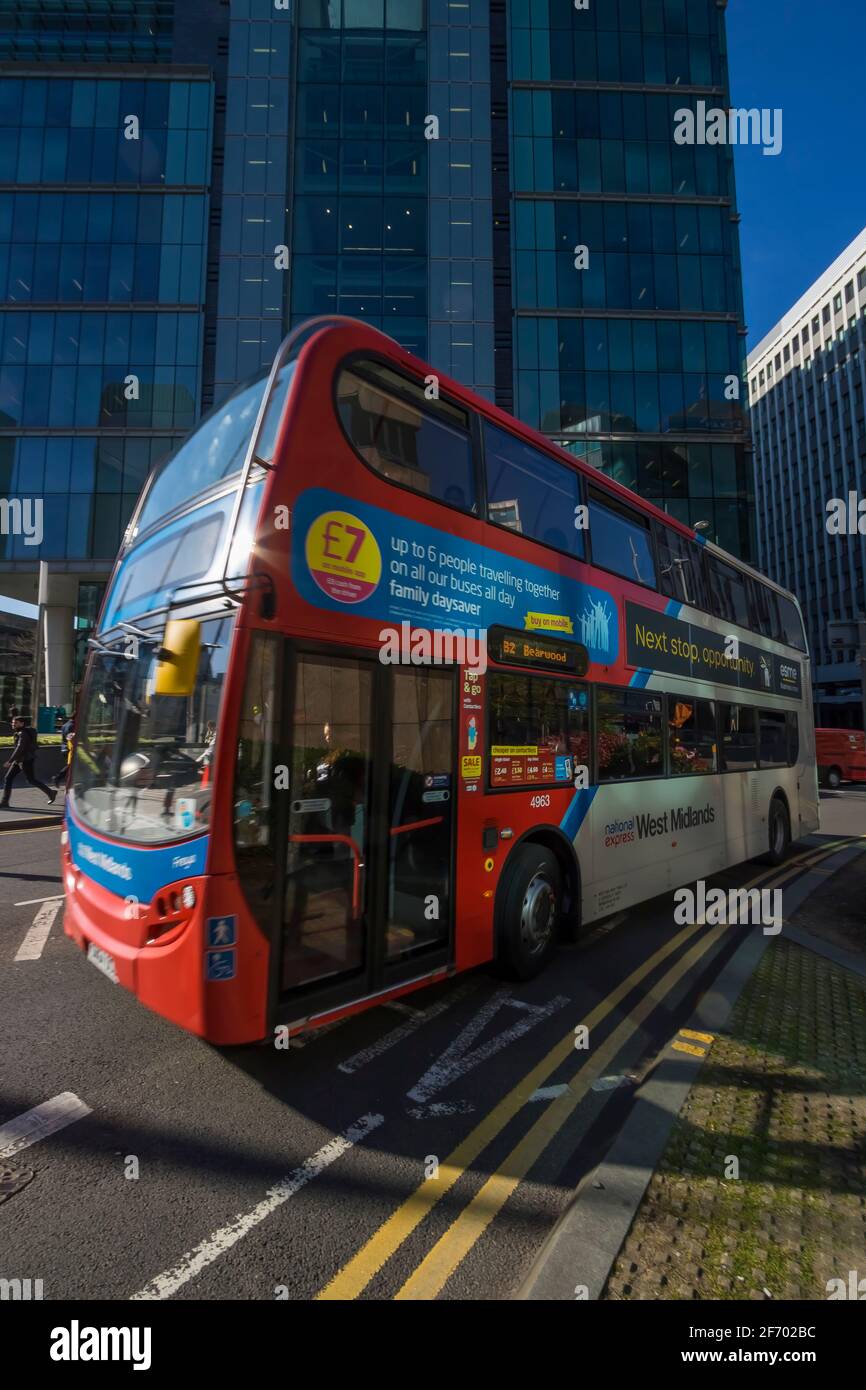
206 915 237 948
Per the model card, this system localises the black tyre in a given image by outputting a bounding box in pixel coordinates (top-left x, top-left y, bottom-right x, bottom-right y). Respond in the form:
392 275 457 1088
495 844 561 980
764 796 791 866
826 766 842 791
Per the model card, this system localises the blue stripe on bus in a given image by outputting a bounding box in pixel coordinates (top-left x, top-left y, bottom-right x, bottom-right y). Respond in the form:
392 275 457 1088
560 786 597 841
67 809 209 902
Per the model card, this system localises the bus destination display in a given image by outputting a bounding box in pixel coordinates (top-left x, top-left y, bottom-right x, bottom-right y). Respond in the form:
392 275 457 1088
489 626 589 676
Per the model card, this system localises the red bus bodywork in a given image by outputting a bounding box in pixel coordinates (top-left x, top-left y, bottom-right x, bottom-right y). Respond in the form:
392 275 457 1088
62 317 789 1044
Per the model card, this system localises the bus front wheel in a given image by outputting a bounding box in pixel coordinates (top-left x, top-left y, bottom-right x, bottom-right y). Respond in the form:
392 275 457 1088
495 844 561 980
826 766 842 790
764 797 791 866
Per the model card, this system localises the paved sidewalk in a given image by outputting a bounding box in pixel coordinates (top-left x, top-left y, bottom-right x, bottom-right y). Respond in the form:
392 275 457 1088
782 845 866 957
0 783 67 831
520 840 866 1301
602 937 866 1300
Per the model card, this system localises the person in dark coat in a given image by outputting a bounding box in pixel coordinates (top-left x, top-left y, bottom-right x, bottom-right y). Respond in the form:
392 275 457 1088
1 717 57 807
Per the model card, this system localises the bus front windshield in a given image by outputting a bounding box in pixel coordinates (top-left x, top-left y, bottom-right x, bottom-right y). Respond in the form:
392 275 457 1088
71 615 235 845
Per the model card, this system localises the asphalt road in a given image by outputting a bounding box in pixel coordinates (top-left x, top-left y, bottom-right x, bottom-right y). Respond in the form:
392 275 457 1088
2 793 864 1302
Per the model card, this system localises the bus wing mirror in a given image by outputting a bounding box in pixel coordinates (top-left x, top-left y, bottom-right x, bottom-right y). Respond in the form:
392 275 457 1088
154 619 201 697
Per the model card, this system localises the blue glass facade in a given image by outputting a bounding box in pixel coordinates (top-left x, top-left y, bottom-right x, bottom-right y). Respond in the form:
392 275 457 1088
0 1 174 64
506 0 753 560
0 0 754 624
214 0 495 401
213 0 291 393
0 72 213 561
427 0 493 394
290 1 428 355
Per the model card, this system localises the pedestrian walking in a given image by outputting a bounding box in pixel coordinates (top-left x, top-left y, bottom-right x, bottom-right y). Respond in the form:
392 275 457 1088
1 717 57 808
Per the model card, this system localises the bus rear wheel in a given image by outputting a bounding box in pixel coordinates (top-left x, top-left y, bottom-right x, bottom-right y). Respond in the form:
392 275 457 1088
764 797 791 866
495 844 561 980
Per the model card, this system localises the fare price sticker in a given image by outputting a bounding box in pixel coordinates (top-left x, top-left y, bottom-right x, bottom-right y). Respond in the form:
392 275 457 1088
305 509 382 604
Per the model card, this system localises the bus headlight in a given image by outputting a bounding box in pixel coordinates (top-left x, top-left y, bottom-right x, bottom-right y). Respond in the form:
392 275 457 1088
181 885 196 909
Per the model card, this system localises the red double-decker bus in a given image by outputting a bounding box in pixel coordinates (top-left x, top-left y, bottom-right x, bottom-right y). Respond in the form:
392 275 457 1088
63 316 816 1044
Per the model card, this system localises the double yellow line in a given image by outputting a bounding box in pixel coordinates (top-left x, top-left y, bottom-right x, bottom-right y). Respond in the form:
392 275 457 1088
318 837 857 1301
0 824 62 837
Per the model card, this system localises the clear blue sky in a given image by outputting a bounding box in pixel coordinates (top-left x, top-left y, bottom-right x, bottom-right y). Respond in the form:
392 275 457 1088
727 0 866 349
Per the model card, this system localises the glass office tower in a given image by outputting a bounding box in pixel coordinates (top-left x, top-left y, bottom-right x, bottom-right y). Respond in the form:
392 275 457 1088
217 0 752 554
0 72 212 561
504 0 753 559
0 1 225 706
0 0 754 708
215 0 495 402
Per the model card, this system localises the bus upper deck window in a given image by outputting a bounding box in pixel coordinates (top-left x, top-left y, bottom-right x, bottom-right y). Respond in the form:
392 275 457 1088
588 493 656 588
777 594 808 652
656 525 707 609
709 557 750 630
336 363 476 513
136 363 294 536
485 422 585 558
750 580 786 642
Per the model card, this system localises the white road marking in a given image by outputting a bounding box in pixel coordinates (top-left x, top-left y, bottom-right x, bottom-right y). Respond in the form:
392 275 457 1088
338 983 474 1076
13 894 63 907
14 899 63 961
0 1092 92 1160
591 1074 628 1092
528 1084 569 1103
406 1100 476 1119
406 990 570 1107
130 1112 384 1301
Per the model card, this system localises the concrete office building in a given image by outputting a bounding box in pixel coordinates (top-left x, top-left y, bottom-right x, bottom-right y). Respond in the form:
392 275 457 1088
0 0 753 709
748 226 866 726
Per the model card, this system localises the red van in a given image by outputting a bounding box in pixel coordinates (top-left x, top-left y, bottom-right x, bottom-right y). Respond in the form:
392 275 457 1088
815 728 866 788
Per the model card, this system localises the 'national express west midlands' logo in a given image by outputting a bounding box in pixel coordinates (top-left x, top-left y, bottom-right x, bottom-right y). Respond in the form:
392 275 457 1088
305 510 382 604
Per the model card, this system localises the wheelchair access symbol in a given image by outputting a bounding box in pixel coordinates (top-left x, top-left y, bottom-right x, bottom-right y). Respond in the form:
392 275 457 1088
205 950 236 982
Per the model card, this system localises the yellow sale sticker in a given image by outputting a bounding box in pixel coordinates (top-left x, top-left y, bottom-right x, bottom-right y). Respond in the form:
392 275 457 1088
461 755 482 778
305 510 382 604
